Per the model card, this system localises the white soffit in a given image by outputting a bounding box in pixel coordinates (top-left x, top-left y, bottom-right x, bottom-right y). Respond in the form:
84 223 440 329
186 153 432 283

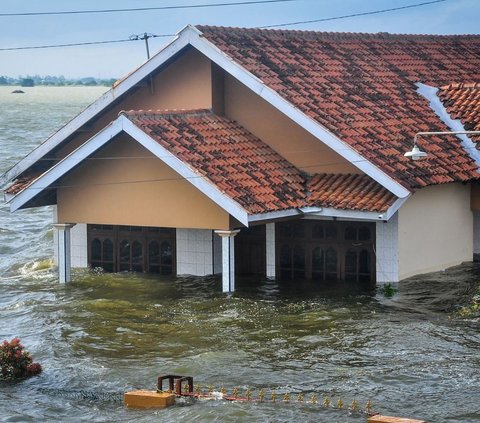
8 115 250 226
417 82 480 167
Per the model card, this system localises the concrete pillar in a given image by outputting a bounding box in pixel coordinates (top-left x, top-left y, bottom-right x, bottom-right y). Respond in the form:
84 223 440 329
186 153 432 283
52 223 75 283
266 222 276 279
214 230 240 293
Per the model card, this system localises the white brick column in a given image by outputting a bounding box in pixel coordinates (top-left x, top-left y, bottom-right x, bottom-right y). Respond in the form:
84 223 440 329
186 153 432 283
52 223 75 283
266 222 276 279
375 214 399 283
215 229 240 293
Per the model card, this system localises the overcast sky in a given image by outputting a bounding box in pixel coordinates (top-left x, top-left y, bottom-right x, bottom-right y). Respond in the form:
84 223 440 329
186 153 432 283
1 0 478 78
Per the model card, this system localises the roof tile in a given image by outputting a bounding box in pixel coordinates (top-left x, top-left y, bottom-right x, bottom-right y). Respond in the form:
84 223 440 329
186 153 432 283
196 26 480 189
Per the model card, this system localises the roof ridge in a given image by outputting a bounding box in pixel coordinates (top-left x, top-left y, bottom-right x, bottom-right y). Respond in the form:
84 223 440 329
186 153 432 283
196 24 480 41
120 108 214 118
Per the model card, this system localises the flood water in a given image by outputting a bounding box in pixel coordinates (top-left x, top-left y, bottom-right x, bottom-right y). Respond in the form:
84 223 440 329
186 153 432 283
1 86 480 423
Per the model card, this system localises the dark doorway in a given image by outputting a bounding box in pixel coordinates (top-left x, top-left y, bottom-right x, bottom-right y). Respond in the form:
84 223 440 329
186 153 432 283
88 225 176 274
235 225 266 276
276 220 375 283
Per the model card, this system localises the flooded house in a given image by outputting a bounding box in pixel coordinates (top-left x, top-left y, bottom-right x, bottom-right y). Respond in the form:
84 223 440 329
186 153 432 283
2 26 480 292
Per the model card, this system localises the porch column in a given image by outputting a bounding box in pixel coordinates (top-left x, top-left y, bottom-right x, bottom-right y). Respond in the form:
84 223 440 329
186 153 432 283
214 230 240 293
266 222 276 279
53 223 75 283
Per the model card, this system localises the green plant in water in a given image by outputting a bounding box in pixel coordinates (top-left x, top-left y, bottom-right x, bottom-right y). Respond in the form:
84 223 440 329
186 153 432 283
380 283 397 298
457 294 480 318
0 338 42 380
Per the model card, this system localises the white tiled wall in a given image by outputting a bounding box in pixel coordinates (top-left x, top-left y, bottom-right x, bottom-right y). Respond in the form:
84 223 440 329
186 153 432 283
53 221 88 268
176 228 214 276
71 223 88 268
376 213 399 283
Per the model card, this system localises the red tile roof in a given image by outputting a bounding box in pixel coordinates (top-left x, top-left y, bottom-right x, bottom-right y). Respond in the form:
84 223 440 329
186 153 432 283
307 173 397 213
4 174 39 195
123 109 306 214
437 83 480 145
196 26 480 190
123 109 396 214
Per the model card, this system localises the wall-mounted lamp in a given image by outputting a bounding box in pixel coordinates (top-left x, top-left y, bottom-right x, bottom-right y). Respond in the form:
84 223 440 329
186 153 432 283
404 130 480 160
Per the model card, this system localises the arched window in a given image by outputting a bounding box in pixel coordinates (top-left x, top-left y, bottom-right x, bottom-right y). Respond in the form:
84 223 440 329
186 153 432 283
160 241 173 275
132 241 143 272
148 241 160 273
293 246 305 279
325 248 338 280
359 249 372 282
345 249 358 282
311 247 325 280
91 238 101 261
119 240 130 271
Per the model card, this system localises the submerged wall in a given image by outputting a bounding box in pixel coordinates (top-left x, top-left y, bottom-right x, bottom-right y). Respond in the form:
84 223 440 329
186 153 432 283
398 183 473 280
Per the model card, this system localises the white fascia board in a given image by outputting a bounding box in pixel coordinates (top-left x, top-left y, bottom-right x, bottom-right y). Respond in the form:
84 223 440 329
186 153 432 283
303 208 385 222
249 200 409 224
189 29 411 199
120 117 249 226
417 82 480 167
9 119 123 212
383 195 410 221
9 115 249 226
248 208 302 223
0 31 191 188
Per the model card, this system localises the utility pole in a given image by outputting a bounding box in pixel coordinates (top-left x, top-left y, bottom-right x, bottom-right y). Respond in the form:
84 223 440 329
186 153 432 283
130 32 154 60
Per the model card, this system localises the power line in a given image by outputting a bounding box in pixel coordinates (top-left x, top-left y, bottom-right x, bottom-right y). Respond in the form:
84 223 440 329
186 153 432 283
0 0 450 52
260 0 448 28
0 0 298 17
0 34 173 52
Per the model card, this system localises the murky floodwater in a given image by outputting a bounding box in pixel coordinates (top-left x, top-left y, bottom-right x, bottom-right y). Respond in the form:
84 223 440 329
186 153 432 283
1 86 480 423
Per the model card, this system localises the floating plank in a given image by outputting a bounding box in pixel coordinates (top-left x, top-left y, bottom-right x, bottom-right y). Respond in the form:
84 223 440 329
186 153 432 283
124 390 175 409
368 415 426 423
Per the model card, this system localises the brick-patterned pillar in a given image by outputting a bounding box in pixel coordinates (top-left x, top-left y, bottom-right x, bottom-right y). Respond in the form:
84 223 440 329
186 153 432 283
214 230 240 293
52 223 75 283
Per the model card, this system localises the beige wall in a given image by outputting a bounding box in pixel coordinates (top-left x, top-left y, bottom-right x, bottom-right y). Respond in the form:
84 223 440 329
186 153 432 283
57 48 212 157
56 134 231 230
398 183 473 280
223 75 359 174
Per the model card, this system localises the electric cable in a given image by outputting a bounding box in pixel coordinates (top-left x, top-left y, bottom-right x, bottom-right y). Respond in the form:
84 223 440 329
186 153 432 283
0 0 299 17
0 0 450 51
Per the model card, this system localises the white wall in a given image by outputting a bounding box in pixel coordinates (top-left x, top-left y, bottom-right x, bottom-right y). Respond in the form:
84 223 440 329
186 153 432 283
375 213 399 283
176 228 215 276
398 183 473 280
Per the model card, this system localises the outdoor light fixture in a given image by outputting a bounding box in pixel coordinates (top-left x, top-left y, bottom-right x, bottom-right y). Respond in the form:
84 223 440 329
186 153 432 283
404 130 480 161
